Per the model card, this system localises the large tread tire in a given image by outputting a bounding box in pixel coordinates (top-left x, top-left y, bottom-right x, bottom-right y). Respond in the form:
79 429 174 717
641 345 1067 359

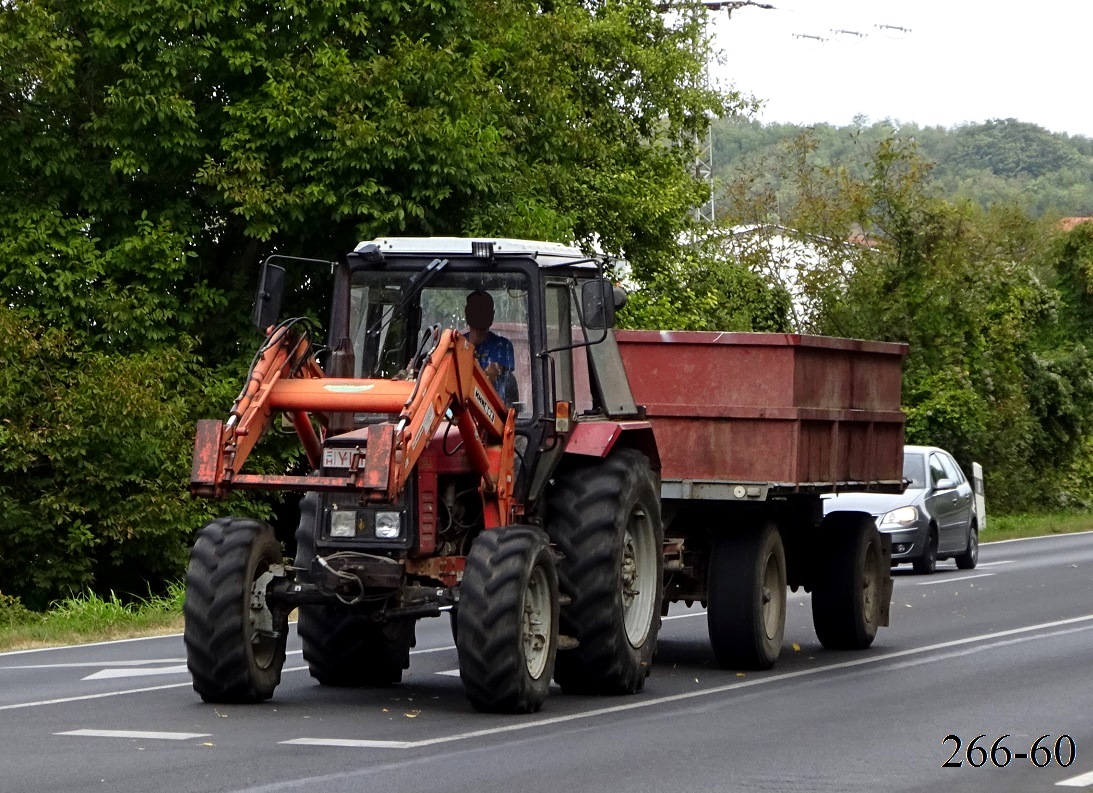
293 493 414 687
184 517 288 703
812 513 885 651
456 526 559 714
913 527 939 575
955 522 979 570
298 609 415 687
546 448 664 695
707 522 787 670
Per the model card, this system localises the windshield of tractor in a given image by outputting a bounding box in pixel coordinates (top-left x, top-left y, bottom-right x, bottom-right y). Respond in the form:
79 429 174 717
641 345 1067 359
349 268 532 417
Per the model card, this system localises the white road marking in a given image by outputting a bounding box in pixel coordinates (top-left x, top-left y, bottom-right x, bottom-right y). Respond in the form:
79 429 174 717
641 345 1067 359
985 529 1093 546
914 573 994 586
276 613 1093 751
663 611 705 621
1 659 183 670
56 729 211 741
0 665 304 711
976 560 1015 568
283 738 416 749
436 669 460 677
83 664 189 681
1057 769 1093 787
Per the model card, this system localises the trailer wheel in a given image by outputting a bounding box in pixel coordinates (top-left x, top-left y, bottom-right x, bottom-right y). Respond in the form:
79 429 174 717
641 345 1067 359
292 494 415 686
546 448 664 695
184 517 288 703
812 513 884 650
707 522 786 670
456 526 559 714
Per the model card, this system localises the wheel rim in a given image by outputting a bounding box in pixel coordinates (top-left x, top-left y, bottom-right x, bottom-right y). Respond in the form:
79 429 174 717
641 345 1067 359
622 507 658 648
760 550 786 641
861 539 879 629
248 560 278 670
970 529 979 563
522 564 552 679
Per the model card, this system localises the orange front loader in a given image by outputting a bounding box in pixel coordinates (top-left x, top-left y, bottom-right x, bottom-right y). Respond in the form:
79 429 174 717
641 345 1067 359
189 322 517 525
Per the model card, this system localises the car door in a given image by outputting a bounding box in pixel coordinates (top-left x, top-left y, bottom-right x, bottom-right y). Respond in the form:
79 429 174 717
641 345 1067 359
925 452 961 551
937 452 975 553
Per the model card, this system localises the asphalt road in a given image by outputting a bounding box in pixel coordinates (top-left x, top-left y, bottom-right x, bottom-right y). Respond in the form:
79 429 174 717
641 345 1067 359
2 532 1092 793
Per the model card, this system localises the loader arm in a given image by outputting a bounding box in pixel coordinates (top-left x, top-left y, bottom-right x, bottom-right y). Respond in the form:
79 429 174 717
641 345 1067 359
191 324 517 525
393 328 517 525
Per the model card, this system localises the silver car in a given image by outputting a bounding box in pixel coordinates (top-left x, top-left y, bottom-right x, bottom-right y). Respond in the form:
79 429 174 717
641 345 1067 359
823 445 979 574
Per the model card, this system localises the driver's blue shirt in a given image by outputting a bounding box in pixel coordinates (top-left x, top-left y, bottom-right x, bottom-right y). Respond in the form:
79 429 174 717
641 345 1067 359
465 330 515 375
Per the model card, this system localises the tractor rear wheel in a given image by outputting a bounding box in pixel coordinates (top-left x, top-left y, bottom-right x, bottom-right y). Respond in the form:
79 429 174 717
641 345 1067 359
456 526 559 714
812 514 884 650
184 517 288 703
707 522 787 670
298 609 416 687
546 448 664 695
293 493 415 686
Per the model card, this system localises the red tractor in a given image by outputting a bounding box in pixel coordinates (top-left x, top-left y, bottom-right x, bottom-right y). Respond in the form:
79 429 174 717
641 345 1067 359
185 238 663 713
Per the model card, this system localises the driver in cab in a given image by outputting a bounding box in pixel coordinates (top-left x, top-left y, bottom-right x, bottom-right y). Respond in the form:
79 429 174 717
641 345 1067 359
463 289 516 402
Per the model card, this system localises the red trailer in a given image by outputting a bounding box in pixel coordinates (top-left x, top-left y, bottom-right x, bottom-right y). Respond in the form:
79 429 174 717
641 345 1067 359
616 330 907 669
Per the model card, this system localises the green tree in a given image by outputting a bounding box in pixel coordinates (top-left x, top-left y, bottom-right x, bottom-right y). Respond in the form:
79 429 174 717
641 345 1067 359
0 0 737 604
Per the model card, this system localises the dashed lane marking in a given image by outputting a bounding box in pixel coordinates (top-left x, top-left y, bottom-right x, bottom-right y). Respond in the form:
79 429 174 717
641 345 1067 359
914 573 994 586
283 738 416 749
1057 768 1093 787
83 664 189 681
56 729 211 741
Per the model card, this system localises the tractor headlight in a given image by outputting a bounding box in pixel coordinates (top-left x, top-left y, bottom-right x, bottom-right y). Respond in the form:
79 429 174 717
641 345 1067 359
879 505 918 528
374 511 401 539
329 509 358 538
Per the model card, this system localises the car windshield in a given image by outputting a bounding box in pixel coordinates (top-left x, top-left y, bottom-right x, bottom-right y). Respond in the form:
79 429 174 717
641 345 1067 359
348 267 532 416
903 452 926 489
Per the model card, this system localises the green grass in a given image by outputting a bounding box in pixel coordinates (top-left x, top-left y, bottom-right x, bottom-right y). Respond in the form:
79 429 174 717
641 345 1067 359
0 584 185 654
982 511 1093 543
1 510 1090 653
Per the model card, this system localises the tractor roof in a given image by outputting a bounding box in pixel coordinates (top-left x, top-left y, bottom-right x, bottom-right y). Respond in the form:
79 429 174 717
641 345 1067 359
357 237 595 268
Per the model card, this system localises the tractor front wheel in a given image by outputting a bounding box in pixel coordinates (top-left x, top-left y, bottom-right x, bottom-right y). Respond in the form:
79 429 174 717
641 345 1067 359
456 526 559 714
184 517 288 703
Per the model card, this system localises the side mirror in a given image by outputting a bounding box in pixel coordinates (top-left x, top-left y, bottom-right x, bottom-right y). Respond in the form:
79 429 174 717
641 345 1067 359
581 278 616 330
935 477 955 492
251 262 286 331
612 284 628 311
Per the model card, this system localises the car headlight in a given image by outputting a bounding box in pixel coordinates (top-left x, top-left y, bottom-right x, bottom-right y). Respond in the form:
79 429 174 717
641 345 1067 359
879 505 919 528
375 511 401 539
329 509 358 538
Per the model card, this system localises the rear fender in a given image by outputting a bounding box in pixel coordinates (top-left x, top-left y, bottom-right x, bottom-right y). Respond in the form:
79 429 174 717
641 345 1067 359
562 421 660 473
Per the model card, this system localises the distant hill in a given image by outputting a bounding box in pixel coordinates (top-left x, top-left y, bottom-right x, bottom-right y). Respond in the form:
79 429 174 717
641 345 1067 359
711 117 1093 219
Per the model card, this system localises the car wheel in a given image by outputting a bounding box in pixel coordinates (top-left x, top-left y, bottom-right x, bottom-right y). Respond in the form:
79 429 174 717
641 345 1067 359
912 527 938 575
955 522 979 570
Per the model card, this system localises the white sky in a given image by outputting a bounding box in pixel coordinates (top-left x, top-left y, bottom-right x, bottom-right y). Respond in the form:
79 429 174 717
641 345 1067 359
710 0 1093 138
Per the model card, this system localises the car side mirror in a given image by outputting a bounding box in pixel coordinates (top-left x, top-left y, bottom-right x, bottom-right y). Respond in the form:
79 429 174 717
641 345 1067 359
251 262 286 331
581 278 616 330
935 477 955 492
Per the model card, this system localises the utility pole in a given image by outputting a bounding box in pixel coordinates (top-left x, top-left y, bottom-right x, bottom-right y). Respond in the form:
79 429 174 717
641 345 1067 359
677 0 773 224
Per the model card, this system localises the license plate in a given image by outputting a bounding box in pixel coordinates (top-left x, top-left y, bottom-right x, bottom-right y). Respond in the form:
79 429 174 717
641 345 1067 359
322 448 357 469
